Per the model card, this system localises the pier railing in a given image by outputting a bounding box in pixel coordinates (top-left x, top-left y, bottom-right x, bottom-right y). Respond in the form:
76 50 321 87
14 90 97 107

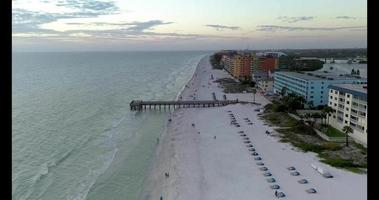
130 99 241 111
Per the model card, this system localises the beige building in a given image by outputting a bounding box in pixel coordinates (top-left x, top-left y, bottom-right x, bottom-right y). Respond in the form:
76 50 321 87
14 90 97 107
257 78 274 94
328 84 367 146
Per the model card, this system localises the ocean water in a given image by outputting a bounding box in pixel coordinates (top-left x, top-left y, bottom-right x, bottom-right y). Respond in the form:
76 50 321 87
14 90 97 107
12 51 210 200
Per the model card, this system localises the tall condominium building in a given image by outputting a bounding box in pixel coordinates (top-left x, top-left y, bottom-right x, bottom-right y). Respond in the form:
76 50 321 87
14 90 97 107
222 53 252 81
240 54 252 80
221 55 232 73
328 84 367 145
273 71 366 107
251 55 278 81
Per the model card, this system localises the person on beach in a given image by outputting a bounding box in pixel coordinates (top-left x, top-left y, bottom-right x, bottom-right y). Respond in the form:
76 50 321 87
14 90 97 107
214 136 216 139
275 190 278 197
160 196 163 200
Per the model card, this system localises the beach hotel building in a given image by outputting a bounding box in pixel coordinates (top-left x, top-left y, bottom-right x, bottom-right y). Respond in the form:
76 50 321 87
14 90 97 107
273 71 367 107
251 54 278 81
221 52 252 81
328 84 367 145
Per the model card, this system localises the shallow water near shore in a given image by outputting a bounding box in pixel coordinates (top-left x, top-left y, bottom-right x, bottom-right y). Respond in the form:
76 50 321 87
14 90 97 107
12 51 210 200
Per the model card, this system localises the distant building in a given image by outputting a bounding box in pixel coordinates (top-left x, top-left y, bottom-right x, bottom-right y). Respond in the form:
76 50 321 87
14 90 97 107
251 54 278 81
273 71 367 107
328 84 367 146
260 56 278 72
257 77 274 94
221 52 252 81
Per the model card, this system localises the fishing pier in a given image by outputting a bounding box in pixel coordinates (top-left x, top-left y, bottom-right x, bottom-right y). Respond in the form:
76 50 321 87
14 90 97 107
130 100 241 111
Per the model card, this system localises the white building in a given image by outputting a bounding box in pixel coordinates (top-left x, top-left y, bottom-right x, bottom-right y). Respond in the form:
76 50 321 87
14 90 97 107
257 78 274 94
328 84 367 146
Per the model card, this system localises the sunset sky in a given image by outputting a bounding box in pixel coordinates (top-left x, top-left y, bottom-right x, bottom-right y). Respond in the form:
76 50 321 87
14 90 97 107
12 0 367 51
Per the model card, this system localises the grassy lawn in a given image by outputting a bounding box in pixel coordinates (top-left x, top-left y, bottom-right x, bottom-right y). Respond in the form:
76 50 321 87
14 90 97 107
262 106 367 174
321 125 345 137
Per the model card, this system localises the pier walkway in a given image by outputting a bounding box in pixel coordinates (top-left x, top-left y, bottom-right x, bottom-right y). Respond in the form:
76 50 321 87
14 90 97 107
130 99 242 111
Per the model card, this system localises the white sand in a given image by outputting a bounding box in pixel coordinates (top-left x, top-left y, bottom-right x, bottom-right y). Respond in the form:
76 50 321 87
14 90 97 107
142 56 366 200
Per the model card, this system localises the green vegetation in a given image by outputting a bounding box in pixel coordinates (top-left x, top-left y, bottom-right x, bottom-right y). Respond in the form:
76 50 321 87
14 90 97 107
278 55 324 71
214 78 254 93
265 92 305 113
342 126 353 147
262 103 367 173
209 54 224 70
261 112 299 127
319 125 345 137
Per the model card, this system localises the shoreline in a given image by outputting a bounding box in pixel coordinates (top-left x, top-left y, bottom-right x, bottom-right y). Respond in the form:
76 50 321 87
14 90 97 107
140 55 209 200
141 55 366 200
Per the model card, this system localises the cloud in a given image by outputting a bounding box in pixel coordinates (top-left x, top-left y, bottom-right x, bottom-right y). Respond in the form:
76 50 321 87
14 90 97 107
12 0 119 33
336 16 357 19
256 25 366 32
277 16 315 23
205 24 240 31
126 20 173 32
56 0 118 13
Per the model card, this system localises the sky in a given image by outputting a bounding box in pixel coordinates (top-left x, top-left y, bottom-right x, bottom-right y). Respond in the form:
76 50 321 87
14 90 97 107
12 0 367 51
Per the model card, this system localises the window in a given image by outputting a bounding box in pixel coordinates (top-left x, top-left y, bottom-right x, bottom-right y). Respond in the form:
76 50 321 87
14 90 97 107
345 120 348 124
347 94 350 98
311 87 314 89
321 91 324 94
321 87 324 89
320 100 323 103
310 96 314 98
311 91 314 93
335 91 338 94
345 114 349 117
329 102 332 105
330 96 333 99
346 101 350 104
322 82 324 84
334 103 337 106
335 97 337 100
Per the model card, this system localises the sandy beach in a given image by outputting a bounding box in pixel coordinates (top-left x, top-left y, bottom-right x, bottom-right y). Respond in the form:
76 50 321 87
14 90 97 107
142 55 366 200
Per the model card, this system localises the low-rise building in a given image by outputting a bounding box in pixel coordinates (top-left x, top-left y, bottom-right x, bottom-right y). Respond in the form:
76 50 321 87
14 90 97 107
273 71 366 107
328 84 367 146
257 77 274 94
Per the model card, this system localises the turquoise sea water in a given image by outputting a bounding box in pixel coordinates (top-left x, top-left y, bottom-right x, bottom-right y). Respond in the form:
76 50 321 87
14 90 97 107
12 51 210 200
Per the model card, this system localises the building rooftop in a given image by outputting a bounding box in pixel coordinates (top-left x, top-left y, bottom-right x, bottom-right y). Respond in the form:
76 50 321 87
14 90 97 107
275 71 367 81
328 84 367 98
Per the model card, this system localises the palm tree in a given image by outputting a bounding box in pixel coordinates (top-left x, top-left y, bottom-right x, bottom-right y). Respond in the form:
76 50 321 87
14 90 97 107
320 113 327 125
252 88 257 103
342 126 353 147
322 106 334 125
